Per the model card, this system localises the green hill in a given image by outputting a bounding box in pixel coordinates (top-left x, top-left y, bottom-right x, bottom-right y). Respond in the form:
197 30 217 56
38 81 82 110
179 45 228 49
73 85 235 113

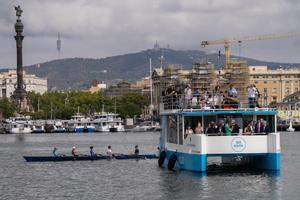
9 48 300 90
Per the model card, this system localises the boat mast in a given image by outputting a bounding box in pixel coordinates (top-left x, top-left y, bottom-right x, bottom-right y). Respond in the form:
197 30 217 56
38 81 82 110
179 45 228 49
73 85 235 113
114 98 116 113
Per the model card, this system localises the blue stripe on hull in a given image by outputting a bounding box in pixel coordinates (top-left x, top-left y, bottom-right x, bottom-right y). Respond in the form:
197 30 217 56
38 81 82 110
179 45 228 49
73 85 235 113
251 153 280 170
165 151 280 172
75 128 95 133
166 150 207 172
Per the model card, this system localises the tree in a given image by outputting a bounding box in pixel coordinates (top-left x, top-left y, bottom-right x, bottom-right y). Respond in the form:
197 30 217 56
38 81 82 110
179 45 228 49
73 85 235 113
0 98 16 118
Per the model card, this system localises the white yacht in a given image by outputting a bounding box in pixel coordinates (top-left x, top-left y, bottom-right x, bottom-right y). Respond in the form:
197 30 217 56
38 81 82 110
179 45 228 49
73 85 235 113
7 116 32 134
68 114 95 133
93 112 125 132
131 121 160 132
31 121 45 133
51 121 66 133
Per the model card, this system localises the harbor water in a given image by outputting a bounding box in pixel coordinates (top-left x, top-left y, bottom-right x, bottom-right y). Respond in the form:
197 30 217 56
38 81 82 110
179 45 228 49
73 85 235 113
0 132 299 200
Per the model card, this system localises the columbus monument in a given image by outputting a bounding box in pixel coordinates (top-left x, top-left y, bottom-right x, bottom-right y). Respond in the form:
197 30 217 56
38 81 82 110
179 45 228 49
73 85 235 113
11 5 29 112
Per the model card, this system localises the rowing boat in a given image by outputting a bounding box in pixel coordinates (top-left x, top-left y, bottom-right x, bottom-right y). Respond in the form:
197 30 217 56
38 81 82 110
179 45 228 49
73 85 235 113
23 154 158 162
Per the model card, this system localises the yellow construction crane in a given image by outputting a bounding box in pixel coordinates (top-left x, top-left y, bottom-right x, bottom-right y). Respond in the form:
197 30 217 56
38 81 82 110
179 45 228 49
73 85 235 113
201 32 300 67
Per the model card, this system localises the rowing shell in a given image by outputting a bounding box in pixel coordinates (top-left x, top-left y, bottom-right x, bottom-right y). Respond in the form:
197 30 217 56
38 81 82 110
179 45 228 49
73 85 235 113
23 154 158 162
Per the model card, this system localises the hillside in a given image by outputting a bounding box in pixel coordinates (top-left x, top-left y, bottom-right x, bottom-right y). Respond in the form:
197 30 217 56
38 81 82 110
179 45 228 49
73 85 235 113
7 48 300 90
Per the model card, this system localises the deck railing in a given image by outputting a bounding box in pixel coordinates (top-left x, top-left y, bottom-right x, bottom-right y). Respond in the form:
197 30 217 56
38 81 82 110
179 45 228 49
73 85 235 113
161 95 276 112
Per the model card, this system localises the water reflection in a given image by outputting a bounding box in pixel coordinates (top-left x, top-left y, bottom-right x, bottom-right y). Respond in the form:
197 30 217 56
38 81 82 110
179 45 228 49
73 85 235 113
158 167 281 200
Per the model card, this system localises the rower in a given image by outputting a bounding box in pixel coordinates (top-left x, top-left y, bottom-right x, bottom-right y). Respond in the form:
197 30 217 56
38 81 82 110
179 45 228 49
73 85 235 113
106 145 113 158
134 145 139 155
90 146 96 157
72 146 78 157
53 147 60 157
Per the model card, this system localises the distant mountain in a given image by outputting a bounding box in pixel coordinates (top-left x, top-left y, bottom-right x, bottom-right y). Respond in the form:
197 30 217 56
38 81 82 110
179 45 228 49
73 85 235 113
5 48 300 90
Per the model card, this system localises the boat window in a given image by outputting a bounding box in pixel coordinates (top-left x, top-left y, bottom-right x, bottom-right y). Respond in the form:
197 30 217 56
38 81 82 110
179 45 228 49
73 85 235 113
184 116 204 134
257 115 275 132
167 116 178 144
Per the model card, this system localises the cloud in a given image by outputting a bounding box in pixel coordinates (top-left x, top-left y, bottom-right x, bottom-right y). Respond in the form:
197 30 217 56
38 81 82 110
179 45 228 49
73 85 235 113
1 0 300 67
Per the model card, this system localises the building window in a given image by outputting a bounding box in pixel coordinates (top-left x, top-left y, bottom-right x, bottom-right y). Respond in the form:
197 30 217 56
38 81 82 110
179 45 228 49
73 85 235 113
254 81 258 84
285 75 290 78
264 88 268 92
295 88 299 92
272 96 277 102
272 88 276 93
264 81 267 84
286 81 289 84
9 79 12 83
273 81 277 83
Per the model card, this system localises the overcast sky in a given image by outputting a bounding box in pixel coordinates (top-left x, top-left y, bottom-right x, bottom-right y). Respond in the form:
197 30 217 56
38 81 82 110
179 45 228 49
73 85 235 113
1 0 300 68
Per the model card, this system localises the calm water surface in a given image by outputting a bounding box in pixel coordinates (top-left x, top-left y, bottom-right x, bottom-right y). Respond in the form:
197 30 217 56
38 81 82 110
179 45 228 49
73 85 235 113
0 132 299 200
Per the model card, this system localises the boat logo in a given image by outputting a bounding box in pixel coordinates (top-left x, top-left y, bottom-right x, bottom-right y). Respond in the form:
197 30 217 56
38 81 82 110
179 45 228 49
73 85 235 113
231 137 246 152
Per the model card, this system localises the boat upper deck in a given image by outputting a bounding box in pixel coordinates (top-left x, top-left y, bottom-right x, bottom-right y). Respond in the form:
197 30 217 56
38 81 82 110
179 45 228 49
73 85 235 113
160 95 277 116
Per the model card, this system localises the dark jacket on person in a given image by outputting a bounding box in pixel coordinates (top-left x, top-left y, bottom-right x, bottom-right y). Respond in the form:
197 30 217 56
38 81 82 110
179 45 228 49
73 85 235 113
231 124 240 134
255 122 263 133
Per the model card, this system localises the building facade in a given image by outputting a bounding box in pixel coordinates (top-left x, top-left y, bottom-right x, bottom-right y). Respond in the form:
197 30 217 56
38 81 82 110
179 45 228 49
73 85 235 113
248 66 300 106
103 81 141 97
0 70 47 98
152 65 190 114
276 91 300 119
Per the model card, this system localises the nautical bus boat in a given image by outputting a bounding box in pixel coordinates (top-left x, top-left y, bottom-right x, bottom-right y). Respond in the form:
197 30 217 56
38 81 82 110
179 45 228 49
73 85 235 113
158 99 280 172
93 112 125 132
68 114 95 133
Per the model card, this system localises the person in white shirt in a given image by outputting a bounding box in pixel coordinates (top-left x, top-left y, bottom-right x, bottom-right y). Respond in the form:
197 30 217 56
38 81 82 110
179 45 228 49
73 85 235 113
248 85 256 108
184 85 193 108
228 84 238 97
106 145 113 158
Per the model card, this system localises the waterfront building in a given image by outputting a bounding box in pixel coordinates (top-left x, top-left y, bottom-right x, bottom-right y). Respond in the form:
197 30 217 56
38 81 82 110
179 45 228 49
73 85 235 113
276 91 300 119
248 66 300 106
0 70 47 98
88 80 107 93
103 81 141 97
134 77 151 95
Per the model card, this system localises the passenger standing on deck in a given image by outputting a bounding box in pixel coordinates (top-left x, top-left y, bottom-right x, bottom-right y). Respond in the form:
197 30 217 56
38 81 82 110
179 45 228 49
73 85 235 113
71 146 78 157
134 145 140 155
228 84 238 98
224 122 231 136
217 120 226 135
184 85 193 108
230 120 240 134
255 119 264 133
244 121 255 135
185 126 194 138
107 145 113 158
262 120 270 134
195 122 203 134
90 146 96 157
53 147 60 157
248 85 256 108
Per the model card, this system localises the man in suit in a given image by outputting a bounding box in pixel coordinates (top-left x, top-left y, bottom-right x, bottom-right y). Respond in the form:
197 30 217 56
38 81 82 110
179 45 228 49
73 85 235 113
255 118 264 134
262 120 270 134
